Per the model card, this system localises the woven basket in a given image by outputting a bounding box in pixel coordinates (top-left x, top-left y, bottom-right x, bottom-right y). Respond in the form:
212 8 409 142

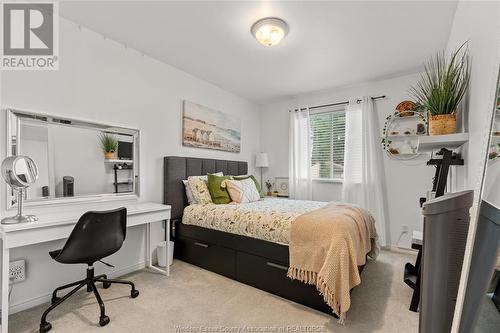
104 151 116 160
428 112 457 135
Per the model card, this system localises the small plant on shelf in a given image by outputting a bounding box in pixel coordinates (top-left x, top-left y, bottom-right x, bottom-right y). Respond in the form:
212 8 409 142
265 180 273 196
99 133 119 160
410 42 470 135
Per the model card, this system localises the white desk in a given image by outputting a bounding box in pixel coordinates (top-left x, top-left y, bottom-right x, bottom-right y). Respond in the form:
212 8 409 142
0 202 171 333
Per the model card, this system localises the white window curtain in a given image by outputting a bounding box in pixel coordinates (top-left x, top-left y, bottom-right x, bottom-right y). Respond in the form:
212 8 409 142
342 97 389 245
289 107 312 200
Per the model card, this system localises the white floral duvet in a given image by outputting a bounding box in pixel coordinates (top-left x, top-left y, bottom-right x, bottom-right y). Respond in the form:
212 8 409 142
182 197 327 244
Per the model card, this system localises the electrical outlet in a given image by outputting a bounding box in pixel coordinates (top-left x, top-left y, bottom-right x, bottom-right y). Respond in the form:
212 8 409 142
9 260 25 282
401 225 409 233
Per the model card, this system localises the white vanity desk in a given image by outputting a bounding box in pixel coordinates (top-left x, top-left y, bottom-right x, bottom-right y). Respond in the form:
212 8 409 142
0 202 171 333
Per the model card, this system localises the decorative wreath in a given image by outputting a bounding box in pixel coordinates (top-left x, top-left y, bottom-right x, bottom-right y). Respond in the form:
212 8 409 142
395 100 416 117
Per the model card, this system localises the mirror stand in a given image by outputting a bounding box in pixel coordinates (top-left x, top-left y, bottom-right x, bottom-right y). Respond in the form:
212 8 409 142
1 188 38 224
1 155 40 224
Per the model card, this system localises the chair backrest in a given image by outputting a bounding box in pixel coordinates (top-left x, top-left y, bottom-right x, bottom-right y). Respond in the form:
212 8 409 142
55 208 127 265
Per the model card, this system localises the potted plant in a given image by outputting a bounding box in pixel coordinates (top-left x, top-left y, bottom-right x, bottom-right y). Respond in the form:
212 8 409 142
99 133 119 160
410 43 470 135
265 180 273 196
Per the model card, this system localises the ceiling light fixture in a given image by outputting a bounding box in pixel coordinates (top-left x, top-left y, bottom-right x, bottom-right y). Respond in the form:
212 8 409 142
251 17 289 47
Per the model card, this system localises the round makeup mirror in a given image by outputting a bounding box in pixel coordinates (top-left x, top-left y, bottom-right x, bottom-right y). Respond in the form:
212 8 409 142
1 156 39 224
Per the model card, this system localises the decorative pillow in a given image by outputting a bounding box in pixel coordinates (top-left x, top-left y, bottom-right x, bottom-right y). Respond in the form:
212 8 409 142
222 178 261 204
188 172 223 182
207 174 232 204
233 175 265 198
187 177 213 205
182 180 195 204
183 172 223 205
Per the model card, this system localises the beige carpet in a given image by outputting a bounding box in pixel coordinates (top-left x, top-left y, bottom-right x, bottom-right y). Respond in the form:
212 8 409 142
10 250 418 333
475 294 500 333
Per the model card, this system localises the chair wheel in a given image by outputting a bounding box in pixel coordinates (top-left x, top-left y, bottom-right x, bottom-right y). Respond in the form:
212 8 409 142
51 296 60 305
131 289 139 298
103 282 111 289
99 315 110 327
39 321 52 333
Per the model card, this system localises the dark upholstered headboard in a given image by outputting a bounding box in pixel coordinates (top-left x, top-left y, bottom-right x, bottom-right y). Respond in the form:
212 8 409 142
163 156 248 221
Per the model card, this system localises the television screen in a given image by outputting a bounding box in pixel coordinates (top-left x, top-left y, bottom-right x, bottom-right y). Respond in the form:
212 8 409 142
118 141 133 160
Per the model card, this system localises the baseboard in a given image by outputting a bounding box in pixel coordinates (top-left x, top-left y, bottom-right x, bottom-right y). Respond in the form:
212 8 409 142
7 261 146 314
382 245 418 255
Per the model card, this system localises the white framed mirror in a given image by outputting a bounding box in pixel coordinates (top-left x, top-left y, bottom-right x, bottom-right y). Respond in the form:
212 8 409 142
5 109 140 208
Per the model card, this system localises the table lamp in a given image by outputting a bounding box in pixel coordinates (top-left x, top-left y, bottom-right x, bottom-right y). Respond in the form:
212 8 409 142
255 153 269 187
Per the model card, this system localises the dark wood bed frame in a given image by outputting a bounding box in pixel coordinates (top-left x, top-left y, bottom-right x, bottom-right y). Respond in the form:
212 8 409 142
164 156 364 316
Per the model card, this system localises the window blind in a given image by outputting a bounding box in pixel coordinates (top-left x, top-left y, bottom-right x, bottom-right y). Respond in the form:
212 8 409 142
310 106 346 180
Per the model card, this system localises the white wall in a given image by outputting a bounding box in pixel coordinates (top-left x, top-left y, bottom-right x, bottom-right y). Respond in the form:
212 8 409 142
260 73 444 248
446 1 500 332
0 18 261 312
19 123 50 198
49 125 116 197
446 1 500 200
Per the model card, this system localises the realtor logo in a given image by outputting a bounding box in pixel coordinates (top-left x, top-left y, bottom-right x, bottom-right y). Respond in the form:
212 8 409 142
1 2 59 70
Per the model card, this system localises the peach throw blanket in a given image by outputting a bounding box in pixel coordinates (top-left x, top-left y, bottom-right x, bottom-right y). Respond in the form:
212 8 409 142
287 202 379 322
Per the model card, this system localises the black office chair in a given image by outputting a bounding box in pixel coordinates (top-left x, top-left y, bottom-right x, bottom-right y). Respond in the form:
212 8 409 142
39 208 139 333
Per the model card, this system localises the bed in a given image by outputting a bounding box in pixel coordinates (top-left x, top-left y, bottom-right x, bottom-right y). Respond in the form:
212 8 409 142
163 156 367 316
182 198 328 245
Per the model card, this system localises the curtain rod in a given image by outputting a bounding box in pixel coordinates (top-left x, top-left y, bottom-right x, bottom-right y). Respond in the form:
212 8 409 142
289 95 387 112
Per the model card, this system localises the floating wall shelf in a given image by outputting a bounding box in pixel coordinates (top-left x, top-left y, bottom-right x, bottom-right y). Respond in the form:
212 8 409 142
104 159 133 164
382 110 469 157
385 133 469 157
417 133 469 152
388 133 469 148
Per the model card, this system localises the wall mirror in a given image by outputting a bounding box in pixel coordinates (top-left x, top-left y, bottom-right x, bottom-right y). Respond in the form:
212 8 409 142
457 71 500 332
5 109 140 207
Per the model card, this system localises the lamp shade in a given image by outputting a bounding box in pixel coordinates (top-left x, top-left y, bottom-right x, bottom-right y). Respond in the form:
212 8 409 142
255 153 269 168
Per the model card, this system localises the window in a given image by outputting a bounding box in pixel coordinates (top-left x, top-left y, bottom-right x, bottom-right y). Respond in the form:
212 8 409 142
310 106 346 180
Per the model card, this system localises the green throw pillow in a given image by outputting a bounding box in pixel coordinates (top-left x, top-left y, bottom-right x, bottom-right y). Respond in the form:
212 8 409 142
233 175 265 198
207 174 232 204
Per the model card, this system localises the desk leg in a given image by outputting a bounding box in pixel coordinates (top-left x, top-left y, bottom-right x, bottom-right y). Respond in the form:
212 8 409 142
166 219 170 276
145 220 169 276
1 244 9 333
146 223 152 268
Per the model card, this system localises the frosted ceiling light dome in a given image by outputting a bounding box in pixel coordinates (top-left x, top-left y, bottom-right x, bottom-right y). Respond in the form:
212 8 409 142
251 17 289 47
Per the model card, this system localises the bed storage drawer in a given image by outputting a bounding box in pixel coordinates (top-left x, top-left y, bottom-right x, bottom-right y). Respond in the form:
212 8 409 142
236 251 290 291
236 251 332 314
175 236 236 279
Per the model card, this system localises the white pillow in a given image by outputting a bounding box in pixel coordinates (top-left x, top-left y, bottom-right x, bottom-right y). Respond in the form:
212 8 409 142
183 172 223 205
222 178 260 204
182 180 195 204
